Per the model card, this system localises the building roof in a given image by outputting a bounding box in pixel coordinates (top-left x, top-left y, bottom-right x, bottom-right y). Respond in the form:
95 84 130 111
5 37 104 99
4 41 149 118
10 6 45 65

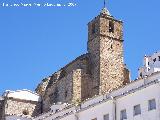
3 89 41 102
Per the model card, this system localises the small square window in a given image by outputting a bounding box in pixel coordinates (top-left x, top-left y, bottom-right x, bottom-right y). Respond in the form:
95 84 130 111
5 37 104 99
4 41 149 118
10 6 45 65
134 104 141 116
104 114 109 120
148 99 156 111
120 109 127 120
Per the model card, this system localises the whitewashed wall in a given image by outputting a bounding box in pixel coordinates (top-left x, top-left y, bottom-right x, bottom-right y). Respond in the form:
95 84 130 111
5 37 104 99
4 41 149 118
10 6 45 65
139 52 160 77
78 100 114 120
116 83 160 120
34 75 160 120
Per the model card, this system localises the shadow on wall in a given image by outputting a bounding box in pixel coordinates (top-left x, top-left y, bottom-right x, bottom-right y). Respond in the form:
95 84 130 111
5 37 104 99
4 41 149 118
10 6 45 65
31 101 42 117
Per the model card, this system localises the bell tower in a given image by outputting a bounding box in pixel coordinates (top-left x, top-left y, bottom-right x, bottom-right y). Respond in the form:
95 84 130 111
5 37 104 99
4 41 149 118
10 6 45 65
88 7 129 95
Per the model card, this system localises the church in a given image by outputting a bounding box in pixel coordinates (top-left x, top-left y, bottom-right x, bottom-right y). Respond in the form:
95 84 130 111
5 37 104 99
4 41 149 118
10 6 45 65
0 4 160 120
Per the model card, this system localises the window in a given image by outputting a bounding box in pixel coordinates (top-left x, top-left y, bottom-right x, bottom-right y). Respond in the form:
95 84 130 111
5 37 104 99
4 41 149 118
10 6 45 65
148 62 150 65
109 21 114 33
134 104 141 116
120 109 127 120
159 56 160 61
104 114 109 120
148 99 156 111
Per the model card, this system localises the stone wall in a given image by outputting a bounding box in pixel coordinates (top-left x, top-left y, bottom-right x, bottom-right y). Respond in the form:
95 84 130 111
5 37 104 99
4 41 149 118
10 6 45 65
81 71 92 101
99 36 125 94
40 54 92 112
42 71 73 112
123 65 131 84
88 11 130 95
0 100 4 120
35 77 51 97
5 98 41 117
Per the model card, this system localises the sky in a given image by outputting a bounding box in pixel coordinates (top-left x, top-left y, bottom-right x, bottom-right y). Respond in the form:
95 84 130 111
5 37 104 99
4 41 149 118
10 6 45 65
0 0 160 95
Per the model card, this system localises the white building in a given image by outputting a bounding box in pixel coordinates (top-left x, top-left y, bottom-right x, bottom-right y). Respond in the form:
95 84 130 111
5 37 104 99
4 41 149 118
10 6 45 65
138 52 160 78
33 71 160 120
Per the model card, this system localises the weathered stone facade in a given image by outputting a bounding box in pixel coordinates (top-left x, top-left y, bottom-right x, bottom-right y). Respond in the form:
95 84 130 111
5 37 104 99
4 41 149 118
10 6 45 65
35 8 130 112
1 97 41 119
0 90 42 120
0 99 4 120
88 9 126 95
37 54 93 112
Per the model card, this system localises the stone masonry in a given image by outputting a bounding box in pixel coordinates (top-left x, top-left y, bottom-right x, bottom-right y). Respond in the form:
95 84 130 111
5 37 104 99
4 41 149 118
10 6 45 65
37 54 92 112
88 8 126 95
35 8 130 112
1 97 41 119
0 99 4 120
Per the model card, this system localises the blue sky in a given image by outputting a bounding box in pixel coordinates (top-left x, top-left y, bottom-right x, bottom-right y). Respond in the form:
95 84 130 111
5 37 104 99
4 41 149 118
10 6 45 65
0 0 160 95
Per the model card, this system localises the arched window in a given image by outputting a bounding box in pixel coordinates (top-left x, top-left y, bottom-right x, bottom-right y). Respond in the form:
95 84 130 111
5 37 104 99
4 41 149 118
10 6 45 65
109 21 114 33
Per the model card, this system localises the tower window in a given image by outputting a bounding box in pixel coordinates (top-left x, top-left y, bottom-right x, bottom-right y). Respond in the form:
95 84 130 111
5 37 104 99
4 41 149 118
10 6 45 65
109 21 114 33
158 56 160 61
92 23 96 34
